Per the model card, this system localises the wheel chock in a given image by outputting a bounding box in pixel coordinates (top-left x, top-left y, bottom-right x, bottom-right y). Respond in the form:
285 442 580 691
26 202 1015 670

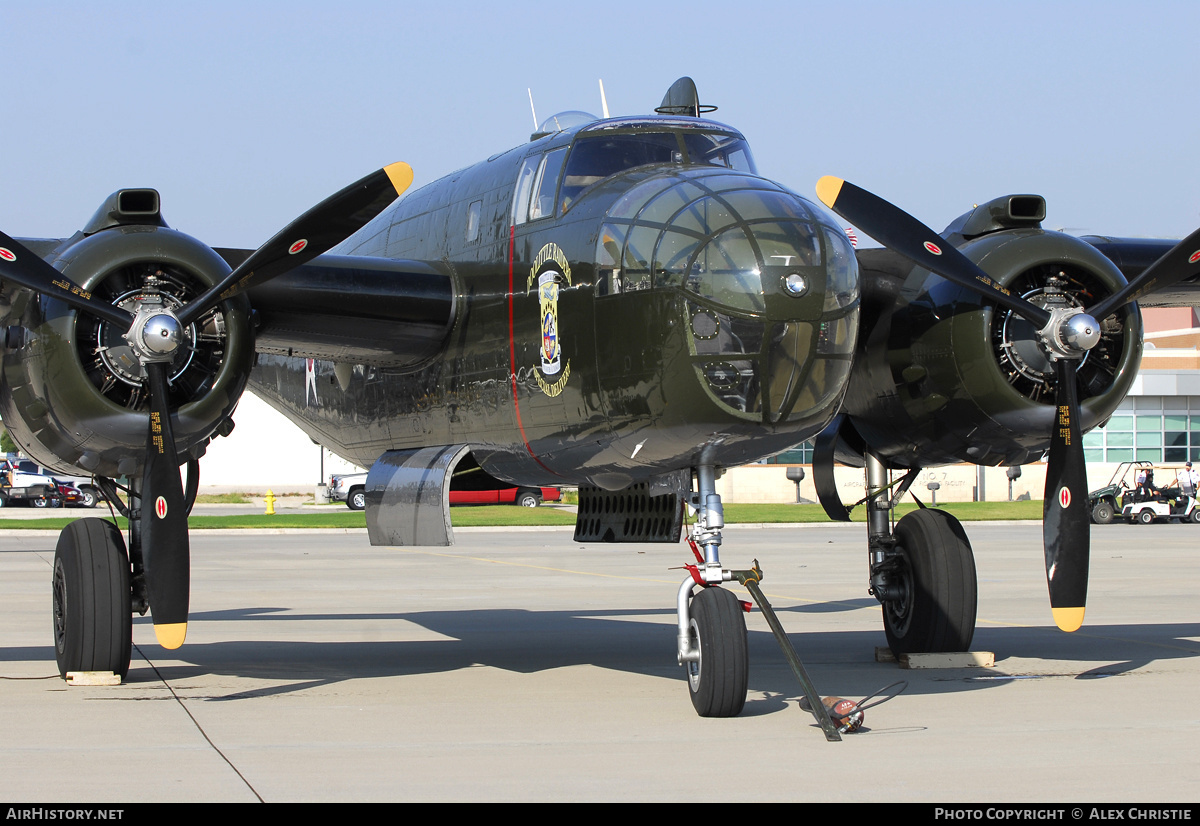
897 651 994 669
730 560 842 742
65 671 121 686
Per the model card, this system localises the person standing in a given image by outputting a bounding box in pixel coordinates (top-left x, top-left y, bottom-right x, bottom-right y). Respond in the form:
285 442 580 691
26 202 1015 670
1175 461 1200 497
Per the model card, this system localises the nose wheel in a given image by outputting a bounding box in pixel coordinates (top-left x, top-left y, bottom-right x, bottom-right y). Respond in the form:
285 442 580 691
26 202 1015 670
685 586 748 717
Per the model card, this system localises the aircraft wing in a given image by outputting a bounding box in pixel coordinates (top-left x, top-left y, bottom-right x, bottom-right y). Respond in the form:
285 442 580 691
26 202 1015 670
221 251 456 366
1083 236 1199 306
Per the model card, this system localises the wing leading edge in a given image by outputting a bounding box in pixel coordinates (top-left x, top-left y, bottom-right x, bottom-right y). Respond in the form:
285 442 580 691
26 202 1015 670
232 253 455 367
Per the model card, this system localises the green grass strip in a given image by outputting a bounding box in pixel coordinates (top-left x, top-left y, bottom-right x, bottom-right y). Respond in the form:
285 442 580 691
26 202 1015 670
722 500 1046 523
0 500 1047 531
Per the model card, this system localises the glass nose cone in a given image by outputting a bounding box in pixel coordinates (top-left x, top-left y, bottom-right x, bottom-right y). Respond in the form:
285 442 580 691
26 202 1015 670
594 168 859 423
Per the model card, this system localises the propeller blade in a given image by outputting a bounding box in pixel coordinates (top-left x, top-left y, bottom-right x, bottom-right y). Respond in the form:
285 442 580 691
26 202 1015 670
140 362 191 649
0 231 134 327
1042 358 1089 632
1086 225 1200 322
815 177 1051 328
178 162 414 326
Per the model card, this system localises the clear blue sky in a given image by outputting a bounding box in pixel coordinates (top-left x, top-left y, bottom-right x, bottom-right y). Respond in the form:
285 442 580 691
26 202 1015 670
2 0 1198 248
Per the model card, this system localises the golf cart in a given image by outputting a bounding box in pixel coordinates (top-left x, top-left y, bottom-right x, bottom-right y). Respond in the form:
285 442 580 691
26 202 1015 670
1088 461 1153 524
1118 464 1200 524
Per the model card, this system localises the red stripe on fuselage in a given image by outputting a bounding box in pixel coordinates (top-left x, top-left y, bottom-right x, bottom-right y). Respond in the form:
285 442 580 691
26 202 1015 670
508 225 559 476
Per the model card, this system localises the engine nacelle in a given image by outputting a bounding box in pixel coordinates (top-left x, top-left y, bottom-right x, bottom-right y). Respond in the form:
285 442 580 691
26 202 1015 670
0 219 253 478
842 216 1142 468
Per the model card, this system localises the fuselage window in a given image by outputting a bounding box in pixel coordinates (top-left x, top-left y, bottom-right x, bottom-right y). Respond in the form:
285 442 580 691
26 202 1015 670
466 199 482 242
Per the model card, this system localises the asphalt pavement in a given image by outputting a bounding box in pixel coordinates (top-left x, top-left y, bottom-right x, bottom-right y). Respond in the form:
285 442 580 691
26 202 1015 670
1 521 1196 802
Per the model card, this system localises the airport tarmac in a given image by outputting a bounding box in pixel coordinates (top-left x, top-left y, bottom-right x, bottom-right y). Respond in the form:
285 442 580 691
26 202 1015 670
0 521 1196 802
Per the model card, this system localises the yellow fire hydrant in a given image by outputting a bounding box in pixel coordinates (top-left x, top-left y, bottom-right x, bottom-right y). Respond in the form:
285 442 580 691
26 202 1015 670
264 490 276 515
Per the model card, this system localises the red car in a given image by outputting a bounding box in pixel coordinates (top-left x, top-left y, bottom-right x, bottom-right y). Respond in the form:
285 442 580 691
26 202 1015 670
55 481 84 507
448 485 561 508
331 471 560 510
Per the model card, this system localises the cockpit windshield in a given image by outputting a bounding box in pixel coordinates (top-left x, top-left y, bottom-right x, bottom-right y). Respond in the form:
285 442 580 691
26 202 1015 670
560 130 756 212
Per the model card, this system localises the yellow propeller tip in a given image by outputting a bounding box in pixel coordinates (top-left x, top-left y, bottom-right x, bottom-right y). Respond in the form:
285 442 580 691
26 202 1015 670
1052 607 1085 633
384 162 414 197
154 622 187 650
815 176 845 208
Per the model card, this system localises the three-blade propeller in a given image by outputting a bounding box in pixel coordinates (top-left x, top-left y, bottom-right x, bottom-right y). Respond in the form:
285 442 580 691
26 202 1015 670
0 162 413 648
817 175 1200 631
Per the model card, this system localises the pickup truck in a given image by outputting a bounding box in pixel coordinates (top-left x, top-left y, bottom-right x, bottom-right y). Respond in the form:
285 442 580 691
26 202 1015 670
0 464 64 508
329 471 561 510
3 459 101 507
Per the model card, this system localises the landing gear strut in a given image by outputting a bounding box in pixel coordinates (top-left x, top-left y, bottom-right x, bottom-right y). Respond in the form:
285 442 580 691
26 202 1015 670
674 465 842 737
675 464 748 717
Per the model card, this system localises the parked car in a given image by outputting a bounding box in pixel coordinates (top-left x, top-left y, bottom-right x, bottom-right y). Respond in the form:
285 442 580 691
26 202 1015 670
55 481 85 507
329 471 560 510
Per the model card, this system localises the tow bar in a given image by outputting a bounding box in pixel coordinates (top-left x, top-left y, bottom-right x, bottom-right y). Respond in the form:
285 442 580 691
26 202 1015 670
729 560 844 742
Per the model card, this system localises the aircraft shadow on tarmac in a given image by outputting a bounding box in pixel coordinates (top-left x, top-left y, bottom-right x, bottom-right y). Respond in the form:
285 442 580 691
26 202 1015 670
6 605 1196 713
95 607 1200 707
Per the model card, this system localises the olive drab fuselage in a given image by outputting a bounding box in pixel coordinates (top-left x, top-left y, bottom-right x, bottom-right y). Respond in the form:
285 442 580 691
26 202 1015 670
247 116 860 489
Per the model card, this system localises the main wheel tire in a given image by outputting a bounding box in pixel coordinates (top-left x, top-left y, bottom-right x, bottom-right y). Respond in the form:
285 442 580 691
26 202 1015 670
52 518 132 680
347 488 366 511
883 509 977 655
516 489 541 508
1092 500 1115 524
686 586 749 717
1138 509 1155 525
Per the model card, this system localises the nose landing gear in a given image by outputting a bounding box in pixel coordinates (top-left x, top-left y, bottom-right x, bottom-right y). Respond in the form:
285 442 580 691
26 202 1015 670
674 463 843 740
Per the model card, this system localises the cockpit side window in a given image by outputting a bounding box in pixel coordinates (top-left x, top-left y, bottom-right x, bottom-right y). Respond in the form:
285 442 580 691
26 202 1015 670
529 147 568 221
681 133 757 174
512 156 539 225
512 147 568 224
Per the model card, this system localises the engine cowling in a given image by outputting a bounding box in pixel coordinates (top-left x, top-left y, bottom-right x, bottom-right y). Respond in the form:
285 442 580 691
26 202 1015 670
842 218 1142 468
0 219 253 478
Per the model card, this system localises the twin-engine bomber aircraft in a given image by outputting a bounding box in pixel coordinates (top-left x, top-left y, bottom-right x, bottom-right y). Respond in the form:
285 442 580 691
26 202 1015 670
3 78 1199 718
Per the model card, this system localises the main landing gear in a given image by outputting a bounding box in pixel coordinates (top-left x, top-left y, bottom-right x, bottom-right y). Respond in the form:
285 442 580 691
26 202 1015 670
862 453 978 654
50 466 199 680
52 518 132 679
